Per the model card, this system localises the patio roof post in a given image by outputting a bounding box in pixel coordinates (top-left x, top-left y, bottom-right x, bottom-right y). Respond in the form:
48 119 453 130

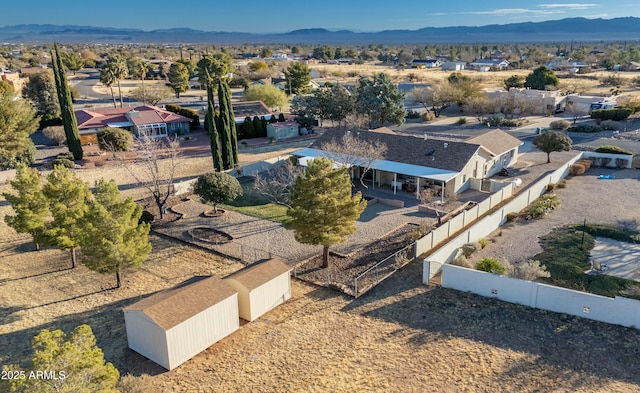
416 177 420 199
441 181 445 203
393 173 397 195
372 169 375 190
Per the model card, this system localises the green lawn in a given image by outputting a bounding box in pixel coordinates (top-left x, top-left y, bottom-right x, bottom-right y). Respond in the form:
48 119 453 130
221 184 291 224
535 224 640 299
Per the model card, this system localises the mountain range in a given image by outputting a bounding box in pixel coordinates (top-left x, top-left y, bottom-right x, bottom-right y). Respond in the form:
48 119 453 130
1 17 640 44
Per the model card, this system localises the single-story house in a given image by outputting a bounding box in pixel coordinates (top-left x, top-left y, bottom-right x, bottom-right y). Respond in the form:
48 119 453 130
485 88 566 115
223 258 291 322
75 105 191 144
441 62 466 71
123 276 239 370
410 59 442 69
292 128 522 198
267 121 299 140
469 59 510 70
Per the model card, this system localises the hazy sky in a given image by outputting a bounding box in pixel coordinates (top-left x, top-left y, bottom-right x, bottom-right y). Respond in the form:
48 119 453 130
1 1 637 33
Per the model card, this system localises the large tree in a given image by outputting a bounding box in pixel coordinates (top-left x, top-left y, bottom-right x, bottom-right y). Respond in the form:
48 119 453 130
196 53 234 90
285 157 367 268
407 85 461 118
217 79 235 170
127 57 149 103
168 62 190 98
204 70 223 171
504 74 525 90
355 73 406 127
61 51 83 75
3 165 49 251
1 325 119 393
524 65 560 91
193 172 243 213
0 83 39 168
242 84 288 110
51 43 83 160
80 179 151 288
22 70 60 125
284 61 312 95
42 165 91 268
532 131 572 163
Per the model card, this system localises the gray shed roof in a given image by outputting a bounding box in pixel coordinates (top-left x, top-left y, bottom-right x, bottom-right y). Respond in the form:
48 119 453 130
309 128 481 172
124 276 237 331
224 258 290 291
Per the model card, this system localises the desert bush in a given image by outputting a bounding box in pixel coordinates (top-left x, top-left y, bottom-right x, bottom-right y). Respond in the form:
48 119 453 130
451 253 474 269
43 126 67 146
556 180 567 188
599 74 624 86
422 111 435 121
599 120 621 130
566 125 601 133
506 259 551 281
591 107 633 121
529 194 560 218
52 152 75 168
138 210 154 224
500 119 522 127
549 119 570 130
405 224 430 242
486 115 503 127
98 127 134 152
476 258 505 274
478 238 489 249
456 117 467 125
569 163 585 176
506 212 518 223
118 374 157 393
576 158 592 169
594 145 633 155
461 242 479 258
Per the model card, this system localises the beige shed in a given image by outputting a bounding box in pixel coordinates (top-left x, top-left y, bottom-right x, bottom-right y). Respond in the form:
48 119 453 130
123 276 239 370
224 258 291 322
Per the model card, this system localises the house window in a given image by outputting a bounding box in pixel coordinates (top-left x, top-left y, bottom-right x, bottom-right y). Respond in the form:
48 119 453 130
138 123 168 138
462 175 467 183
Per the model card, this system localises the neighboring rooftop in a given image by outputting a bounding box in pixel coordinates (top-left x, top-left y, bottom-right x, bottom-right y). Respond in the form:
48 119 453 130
466 129 523 157
224 258 291 290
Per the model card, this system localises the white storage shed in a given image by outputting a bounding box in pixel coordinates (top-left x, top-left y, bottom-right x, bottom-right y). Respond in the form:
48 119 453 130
267 121 299 140
123 276 239 370
224 258 291 322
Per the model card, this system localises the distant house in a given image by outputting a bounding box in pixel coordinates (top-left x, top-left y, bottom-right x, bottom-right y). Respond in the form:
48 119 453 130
410 59 442 69
441 62 466 71
0 71 27 93
232 101 274 123
469 59 510 70
75 105 191 144
123 276 239 370
292 128 522 197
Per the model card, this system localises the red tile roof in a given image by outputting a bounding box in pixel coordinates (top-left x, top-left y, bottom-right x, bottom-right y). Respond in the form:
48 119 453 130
75 105 190 130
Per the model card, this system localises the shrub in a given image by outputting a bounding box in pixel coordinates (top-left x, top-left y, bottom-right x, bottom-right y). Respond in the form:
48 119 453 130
405 110 421 119
506 212 518 223
52 152 75 168
576 158 592 169
594 145 633 155
43 126 67 146
600 120 621 130
193 172 243 213
529 194 560 218
138 210 154 224
422 111 435 121
461 242 479 258
98 127 134 152
549 119 570 130
478 238 489 249
456 117 467 125
569 163 586 176
506 259 551 281
590 107 633 121
476 258 505 274
165 103 200 130
451 253 474 269
566 125 601 133
500 119 522 127
556 180 567 188
486 115 503 127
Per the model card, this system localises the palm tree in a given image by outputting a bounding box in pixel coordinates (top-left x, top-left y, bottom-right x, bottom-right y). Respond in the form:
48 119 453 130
99 65 117 108
137 62 149 104
106 54 128 108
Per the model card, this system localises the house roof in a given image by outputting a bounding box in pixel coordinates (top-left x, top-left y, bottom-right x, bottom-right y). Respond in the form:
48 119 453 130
75 105 190 130
466 129 523 157
232 101 273 121
224 258 291 290
124 276 237 331
309 128 481 173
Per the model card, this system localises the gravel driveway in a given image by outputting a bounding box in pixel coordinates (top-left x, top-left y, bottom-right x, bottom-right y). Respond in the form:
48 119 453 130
469 166 640 266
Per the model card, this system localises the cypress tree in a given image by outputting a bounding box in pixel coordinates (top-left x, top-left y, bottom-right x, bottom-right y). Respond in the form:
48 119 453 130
52 43 83 160
278 113 286 122
224 82 239 165
253 116 262 137
243 116 254 138
205 71 223 171
261 116 268 136
217 79 234 170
